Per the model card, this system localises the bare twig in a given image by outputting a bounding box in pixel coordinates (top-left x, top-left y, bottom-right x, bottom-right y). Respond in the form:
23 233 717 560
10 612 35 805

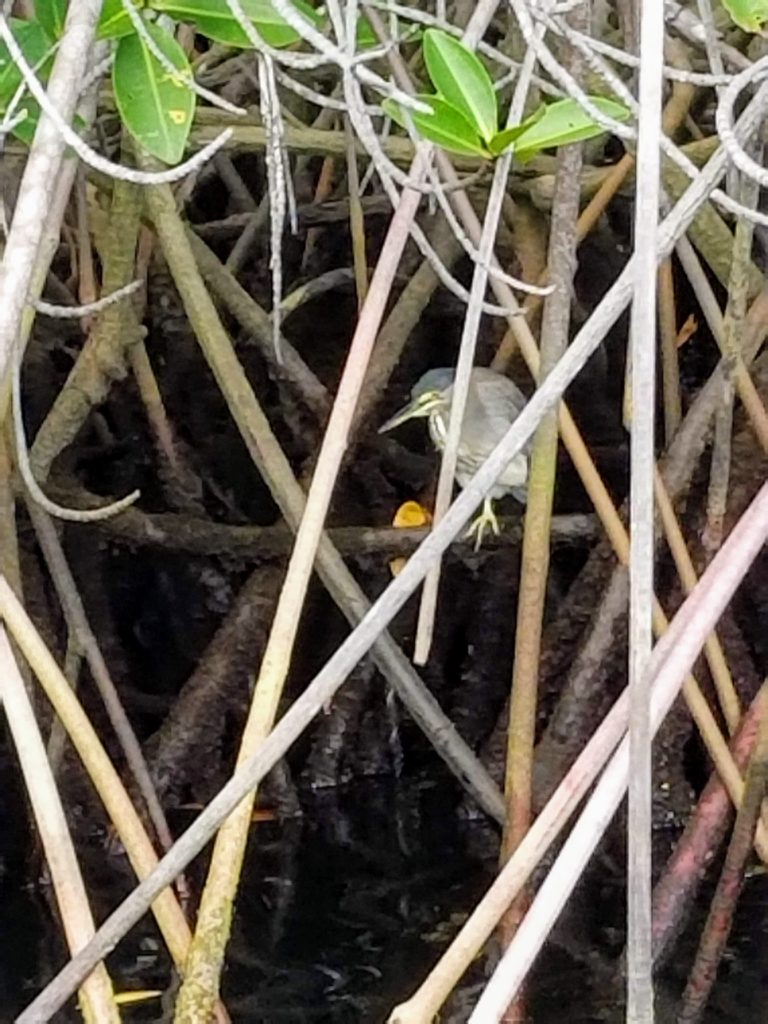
0 1 100 390
0 628 120 1024
498 11 584 1006
678 679 768 1023
27 503 179 858
626 3 665 1015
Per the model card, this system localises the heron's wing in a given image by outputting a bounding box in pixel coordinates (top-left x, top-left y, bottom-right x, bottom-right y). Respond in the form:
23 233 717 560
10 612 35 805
456 381 529 489
462 378 529 448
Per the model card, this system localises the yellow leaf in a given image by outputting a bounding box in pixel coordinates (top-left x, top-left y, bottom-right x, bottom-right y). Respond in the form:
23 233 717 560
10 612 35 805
392 500 432 528
389 501 432 576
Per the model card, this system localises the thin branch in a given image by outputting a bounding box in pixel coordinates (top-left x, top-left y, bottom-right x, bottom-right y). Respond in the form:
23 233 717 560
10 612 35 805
27 503 179 858
626 1 665 1015
677 679 768 1023
0 627 120 1024
0 1 101 389
498 11 585 1016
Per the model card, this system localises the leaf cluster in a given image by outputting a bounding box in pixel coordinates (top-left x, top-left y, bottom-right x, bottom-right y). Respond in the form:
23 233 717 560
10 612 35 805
4 0 322 162
0 9 631 169
383 28 630 162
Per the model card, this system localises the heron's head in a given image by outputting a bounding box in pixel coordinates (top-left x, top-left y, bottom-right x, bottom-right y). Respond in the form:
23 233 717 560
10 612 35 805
378 368 454 433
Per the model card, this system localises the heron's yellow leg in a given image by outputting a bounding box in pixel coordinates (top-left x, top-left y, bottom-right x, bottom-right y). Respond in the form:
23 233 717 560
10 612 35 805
464 496 500 551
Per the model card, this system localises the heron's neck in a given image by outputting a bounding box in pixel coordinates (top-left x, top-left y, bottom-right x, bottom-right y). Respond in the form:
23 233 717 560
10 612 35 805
427 410 447 450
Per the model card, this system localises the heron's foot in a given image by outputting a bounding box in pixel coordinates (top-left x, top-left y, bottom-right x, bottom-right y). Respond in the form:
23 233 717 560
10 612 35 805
464 498 500 551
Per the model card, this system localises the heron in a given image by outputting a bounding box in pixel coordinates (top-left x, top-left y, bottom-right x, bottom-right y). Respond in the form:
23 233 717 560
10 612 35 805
379 367 530 548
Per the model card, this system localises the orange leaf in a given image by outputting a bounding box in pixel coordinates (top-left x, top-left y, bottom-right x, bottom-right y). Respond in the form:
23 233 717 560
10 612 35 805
392 500 432 528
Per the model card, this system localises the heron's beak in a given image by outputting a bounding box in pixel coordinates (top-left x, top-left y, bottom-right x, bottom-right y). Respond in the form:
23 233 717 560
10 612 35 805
378 400 421 434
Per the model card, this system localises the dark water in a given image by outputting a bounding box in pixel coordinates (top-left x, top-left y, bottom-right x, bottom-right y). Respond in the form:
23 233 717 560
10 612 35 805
2 772 768 1022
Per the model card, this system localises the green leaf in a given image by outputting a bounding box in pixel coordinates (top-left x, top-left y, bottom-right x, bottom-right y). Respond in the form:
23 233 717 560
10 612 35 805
511 96 631 162
0 18 52 108
356 14 377 49
9 100 40 144
35 0 68 41
113 20 195 164
355 13 422 49
151 0 321 49
383 94 490 158
98 0 146 40
422 28 497 143
721 0 768 30
35 0 144 40
488 106 546 156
